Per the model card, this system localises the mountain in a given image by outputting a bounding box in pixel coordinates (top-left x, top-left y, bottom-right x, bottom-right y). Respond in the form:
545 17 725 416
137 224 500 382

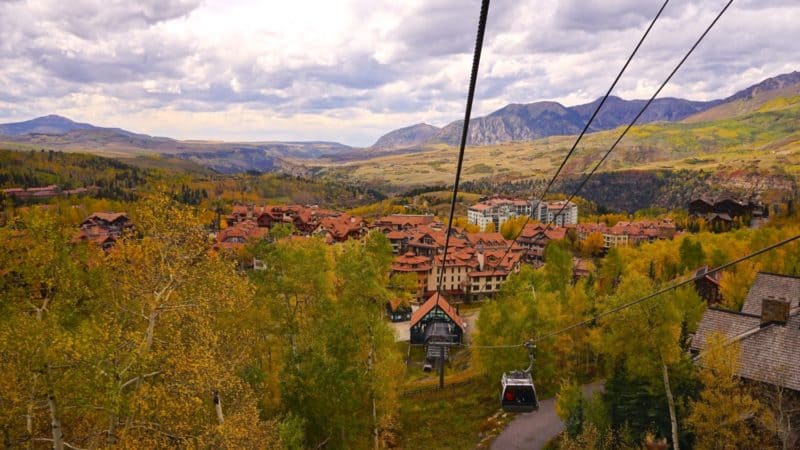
684 71 800 123
430 96 717 146
0 115 353 172
378 70 799 148
571 96 716 129
434 102 585 145
332 92 800 190
370 123 440 150
0 114 101 135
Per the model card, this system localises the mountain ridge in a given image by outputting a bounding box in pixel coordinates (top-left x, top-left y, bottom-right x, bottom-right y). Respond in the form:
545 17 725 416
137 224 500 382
372 71 798 149
1 70 798 173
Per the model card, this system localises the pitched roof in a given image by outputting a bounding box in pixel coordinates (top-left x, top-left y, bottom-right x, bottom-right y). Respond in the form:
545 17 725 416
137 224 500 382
735 313 800 391
466 232 510 247
385 230 412 240
217 220 267 247
469 203 494 212
691 308 762 352
692 272 800 391
86 212 129 223
741 272 800 315
410 293 465 329
376 214 434 227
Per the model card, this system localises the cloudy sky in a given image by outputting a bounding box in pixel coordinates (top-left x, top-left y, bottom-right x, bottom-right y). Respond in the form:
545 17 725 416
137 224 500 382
0 0 797 146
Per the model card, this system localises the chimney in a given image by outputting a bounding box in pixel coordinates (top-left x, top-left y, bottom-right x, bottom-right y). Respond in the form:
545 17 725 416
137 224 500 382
761 296 790 327
477 250 485 271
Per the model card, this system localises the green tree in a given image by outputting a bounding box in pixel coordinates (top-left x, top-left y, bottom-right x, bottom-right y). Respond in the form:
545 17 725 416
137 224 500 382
679 238 705 271
543 241 573 298
580 232 605 257
600 274 705 450
500 216 529 240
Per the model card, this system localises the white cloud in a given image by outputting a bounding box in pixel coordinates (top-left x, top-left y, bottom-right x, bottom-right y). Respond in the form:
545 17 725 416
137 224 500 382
0 0 797 146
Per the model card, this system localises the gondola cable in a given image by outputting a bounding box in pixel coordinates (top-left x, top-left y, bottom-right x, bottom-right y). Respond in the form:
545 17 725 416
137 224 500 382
466 231 800 351
485 0 733 278
435 0 491 302
429 0 491 389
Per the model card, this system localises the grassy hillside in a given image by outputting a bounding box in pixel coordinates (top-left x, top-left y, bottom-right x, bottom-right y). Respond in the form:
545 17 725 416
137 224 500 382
314 96 800 190
683 81 800 123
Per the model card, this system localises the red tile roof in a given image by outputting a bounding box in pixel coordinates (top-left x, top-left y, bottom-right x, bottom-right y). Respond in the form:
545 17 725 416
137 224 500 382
375 214 434 228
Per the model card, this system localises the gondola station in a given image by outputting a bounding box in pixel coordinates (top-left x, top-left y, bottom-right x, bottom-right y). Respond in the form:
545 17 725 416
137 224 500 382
409 293 466 360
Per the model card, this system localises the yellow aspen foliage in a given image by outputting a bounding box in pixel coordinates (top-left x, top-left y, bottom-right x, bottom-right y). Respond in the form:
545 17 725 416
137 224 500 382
687 333 772 450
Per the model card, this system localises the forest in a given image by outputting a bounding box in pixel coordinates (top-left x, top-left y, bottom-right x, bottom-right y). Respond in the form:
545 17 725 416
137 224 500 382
1 150 800 448
0 192 404 449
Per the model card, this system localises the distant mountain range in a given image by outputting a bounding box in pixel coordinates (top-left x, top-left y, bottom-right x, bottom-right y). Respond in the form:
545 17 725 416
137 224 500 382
0 114 99 135
0 70 797 173
370 70 800 149
371 123 440 150
0 116 351 173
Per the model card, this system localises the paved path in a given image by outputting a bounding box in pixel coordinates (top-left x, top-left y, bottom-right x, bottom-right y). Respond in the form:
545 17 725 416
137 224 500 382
491 382 603 450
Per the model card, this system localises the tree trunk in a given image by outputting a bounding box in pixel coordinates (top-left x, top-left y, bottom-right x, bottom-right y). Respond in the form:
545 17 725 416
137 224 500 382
26 403 33 443
107 414 117 445
213 391 224 424
372 397 379 450
145 310 158 352
42 365 64 450
46 394 64 450
367 325 379 450
662 363 679 450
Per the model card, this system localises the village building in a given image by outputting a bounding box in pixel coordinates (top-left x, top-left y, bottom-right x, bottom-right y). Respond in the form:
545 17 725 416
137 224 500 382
467 250 523 298
534 200 578 226
574 219 676 249
467 196 533 231
691 271 800 440
374 214 435 232
384 230 411 254
2 185 60 199
313 214 367 243
688 196 767 229
428 250 476 299
387 224 524 302
72 212 133 250
225 204 365 243
2 185 99 201
391 251 433 301
406 228 468 258
572 258 595 282
215 219 268 249
693 266 723 304
517 224 568 261
426 245 522 301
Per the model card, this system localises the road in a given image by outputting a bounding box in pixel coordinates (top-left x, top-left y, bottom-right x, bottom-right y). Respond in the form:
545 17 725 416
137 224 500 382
491 382 604 450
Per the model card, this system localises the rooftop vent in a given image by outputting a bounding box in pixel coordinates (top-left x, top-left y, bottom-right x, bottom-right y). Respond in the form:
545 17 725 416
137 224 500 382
761 296 790 327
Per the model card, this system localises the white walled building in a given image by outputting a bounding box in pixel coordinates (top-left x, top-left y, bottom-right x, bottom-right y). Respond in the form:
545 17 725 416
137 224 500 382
534 200 578 227
467 197 533 231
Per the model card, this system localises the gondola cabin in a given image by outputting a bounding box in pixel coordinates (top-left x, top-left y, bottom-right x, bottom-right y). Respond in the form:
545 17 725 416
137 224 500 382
501 371 538 413
409 293 465 346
